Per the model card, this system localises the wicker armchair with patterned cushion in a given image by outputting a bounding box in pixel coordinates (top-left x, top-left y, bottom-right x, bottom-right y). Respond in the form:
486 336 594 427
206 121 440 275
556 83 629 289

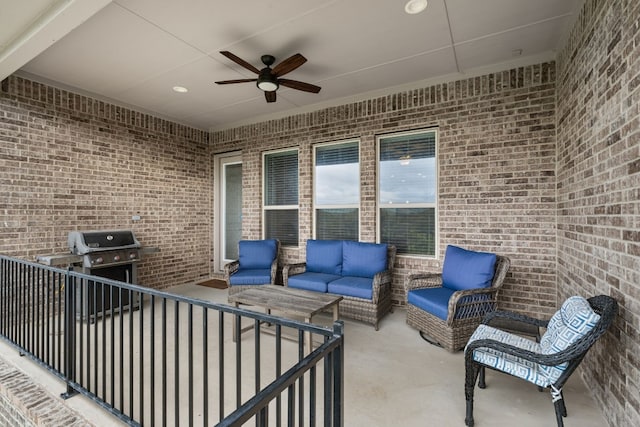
405 245 510 352
225 239 279 297
464 295 618 427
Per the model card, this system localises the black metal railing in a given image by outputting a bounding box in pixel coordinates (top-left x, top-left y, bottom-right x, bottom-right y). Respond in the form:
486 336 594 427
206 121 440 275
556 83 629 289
0 255 344 426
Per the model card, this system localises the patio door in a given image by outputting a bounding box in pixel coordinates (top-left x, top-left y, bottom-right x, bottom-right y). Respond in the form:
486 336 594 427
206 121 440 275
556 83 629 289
215 152 242 272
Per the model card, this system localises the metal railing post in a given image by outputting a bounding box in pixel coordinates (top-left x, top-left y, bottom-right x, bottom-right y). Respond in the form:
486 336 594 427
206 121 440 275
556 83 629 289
61 267 78 399
332 321 344 427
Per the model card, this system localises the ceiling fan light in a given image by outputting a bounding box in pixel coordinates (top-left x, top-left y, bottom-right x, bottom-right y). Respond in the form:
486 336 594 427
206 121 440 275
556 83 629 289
257 80 279 91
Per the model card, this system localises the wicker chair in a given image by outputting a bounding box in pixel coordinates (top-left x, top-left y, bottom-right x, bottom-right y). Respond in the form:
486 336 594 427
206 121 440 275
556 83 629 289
225 239 280 297
464 295 618 427
405 246 510 352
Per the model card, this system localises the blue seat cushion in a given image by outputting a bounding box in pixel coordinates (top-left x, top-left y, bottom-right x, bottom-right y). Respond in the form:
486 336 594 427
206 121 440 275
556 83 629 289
441 245 497 291
407 287 456 321
341 241 388 278
306 239 343 275
239 239 277 269
327 276 374 300
287 272 340 293
229 269 272 285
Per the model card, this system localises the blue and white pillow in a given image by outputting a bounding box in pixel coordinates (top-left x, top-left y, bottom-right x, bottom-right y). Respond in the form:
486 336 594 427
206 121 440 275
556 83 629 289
539 296 600 382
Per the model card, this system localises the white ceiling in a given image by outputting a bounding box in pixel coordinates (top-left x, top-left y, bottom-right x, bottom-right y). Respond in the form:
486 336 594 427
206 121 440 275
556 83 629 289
1 0 583 131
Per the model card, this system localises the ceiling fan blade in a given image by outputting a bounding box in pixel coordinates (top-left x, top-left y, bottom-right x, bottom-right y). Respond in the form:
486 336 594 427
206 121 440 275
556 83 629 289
215 79 257 85
272 53 307 77
265 91 276 103
279 79 321 93
219 51 260 74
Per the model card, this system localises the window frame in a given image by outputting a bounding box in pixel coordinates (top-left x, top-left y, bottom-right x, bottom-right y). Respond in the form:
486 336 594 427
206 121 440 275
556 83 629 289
376 128 439 258
262 147 300 247
312 139 361 241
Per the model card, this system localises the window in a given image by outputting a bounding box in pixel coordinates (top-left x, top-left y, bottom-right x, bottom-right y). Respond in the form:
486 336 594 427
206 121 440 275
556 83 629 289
378 129 437 256
314 140 360 240
263 149 299 246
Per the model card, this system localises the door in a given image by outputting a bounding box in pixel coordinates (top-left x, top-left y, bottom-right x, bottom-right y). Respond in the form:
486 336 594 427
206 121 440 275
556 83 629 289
215 152 242 272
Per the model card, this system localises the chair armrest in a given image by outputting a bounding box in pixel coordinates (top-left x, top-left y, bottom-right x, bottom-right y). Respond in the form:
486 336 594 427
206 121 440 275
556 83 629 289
405 273 442 292
465 337 577 367
446 287 500 326
371 269 392 304
270 258 278 284
483 310 549 329
224 260 239 284
282 262 306 287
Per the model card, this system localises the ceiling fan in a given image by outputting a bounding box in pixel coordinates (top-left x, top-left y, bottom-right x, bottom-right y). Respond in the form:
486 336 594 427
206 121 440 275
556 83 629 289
215 51 321 103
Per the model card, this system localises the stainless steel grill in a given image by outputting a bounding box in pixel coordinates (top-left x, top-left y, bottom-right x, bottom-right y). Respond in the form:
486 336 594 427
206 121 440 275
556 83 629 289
37 230 153 322
68 229 142 270
70 230 143 322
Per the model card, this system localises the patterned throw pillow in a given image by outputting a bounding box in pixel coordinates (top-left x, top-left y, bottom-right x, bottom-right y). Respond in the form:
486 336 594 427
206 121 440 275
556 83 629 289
539 296 600 383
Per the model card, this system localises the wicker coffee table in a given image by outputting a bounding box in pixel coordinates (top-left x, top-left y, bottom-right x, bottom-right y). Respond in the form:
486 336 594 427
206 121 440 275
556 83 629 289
228 285 342 353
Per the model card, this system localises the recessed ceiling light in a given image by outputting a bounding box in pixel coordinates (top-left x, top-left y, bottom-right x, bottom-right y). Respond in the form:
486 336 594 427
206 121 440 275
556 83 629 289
405 0 428 14
172 86 188 93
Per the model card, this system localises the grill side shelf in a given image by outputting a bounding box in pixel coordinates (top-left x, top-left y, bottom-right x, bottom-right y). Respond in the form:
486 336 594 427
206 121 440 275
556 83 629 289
36 254 83 266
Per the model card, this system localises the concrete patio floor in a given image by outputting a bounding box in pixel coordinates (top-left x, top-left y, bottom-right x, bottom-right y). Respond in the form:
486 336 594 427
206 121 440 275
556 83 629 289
1 283 609 426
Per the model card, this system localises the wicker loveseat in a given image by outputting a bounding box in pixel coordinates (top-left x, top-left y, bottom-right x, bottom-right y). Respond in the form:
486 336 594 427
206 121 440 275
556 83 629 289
405 245 510 352
283 239 396 330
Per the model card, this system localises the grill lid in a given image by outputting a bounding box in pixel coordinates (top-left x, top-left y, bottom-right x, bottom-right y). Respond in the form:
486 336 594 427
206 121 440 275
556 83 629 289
68 230 141 255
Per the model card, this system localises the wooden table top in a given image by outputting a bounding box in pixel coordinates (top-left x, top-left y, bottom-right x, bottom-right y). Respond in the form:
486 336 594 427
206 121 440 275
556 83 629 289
228 285 342 318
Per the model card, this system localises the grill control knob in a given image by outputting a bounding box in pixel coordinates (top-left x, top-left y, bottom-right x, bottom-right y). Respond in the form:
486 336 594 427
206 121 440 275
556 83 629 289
94 257 103 264
129 252 137 259
113 255 121 262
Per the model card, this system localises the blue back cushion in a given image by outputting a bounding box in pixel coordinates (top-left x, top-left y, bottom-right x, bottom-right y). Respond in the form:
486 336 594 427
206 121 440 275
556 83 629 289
441 245 497 291
341 241 388 278
238 239 277 269
306 240 343 275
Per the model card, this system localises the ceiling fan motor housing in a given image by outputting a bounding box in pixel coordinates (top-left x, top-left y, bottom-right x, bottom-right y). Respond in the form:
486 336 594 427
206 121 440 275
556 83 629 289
261 55 276 66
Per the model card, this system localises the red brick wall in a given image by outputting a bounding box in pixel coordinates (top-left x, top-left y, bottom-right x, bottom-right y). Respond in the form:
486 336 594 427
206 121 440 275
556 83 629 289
0 77 212 289
212 63 558 314
556 0 640 425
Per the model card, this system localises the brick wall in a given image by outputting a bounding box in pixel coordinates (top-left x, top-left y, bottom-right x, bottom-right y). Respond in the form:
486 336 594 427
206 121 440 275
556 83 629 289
0 76 212 289
0 356 91 426
212 63 558 314
556 0 640 425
